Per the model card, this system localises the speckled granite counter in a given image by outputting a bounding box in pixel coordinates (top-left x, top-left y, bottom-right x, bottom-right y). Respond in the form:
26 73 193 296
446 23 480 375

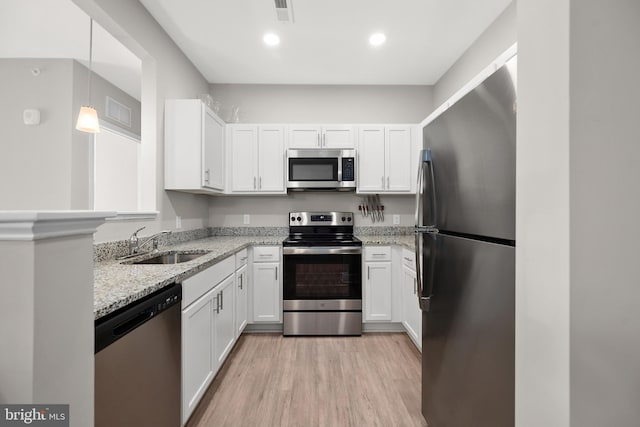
94 231 415 320
94 235 286 320
357 234 414 250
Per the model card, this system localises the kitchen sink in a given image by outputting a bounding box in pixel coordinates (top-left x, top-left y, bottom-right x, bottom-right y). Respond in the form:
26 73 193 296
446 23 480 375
126 251 210 265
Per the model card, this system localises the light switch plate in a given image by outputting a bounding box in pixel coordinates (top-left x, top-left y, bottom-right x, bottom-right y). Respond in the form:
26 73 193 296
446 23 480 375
393 215 400 225
243 214 250 225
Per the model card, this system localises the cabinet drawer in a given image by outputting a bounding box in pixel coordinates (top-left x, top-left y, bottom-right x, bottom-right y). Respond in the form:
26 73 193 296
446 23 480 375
402 249 416 270
235 248 248 269
182 256 235 308
364 246 391 262
252 246 280 262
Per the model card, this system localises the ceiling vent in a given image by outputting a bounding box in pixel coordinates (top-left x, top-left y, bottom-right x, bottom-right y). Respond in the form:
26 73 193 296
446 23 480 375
274 0 294 23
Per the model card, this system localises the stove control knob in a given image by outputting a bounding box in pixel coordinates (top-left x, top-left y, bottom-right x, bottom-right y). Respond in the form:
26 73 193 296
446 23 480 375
347 217 352 222
297 216 302 222
341 216 346 222
291 216 295 222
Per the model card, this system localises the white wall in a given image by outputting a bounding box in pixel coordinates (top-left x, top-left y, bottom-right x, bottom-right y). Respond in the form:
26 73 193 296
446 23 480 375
209 193 415 227
568 1 640 426
516 0 570 425
73 60 142 135
433 1 516 107
0 57 143 211
0 59 75 209
517 1 640 426
72 0 212 242
210 84 433 124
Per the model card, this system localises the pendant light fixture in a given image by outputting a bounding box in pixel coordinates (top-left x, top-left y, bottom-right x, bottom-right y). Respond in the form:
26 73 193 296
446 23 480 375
76 18 100 133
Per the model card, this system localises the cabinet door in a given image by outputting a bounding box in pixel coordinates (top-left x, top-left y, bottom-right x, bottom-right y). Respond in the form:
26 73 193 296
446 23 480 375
402 265 421 347
385 126 412 192
231 126 258 192
288 126 321 149
258 126 285 192
358 127 386 192
235 265 248 337
252 262 281 322
182 289 216 424
323 125 354 148
364 262 392 321
203 108 225 190
213 275 236 370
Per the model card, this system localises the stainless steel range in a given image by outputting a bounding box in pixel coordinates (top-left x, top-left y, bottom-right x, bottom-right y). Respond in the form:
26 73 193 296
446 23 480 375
282 211 362 336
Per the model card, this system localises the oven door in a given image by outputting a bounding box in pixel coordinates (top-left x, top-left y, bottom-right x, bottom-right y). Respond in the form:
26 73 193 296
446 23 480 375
283 247 362 301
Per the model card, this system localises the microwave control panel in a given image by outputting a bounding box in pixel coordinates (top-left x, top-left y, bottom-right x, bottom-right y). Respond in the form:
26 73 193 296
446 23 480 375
342 158 355 181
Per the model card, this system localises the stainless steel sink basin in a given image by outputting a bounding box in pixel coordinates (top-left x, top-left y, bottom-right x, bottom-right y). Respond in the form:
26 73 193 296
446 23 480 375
127 251 210 265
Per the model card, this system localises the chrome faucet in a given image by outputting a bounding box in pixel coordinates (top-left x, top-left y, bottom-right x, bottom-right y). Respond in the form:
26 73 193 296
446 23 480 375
128 227 172 256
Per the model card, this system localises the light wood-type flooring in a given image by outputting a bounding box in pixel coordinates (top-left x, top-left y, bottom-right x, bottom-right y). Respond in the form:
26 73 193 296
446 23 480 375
186 333 427 427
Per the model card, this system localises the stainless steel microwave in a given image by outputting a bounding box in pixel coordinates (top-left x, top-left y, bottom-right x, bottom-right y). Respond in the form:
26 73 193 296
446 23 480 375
287 149 356 191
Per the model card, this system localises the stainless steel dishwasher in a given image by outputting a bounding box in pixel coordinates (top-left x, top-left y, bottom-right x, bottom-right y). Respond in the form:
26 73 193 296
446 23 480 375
95 283 181 427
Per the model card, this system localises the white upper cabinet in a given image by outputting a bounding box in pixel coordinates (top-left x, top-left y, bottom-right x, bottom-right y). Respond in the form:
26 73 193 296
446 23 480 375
357 125 415 194
385 127 413 192
258 127 286 192
323 126 355 149
230 126 258 192
288 126 321 149
288 125 355 149
357 127 386 192
165 99 225 194
228 125 285 194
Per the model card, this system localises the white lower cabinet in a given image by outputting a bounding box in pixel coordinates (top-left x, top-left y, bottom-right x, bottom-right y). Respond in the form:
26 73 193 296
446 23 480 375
182 287 216 424
402 264 422 350
181 255 237 425
364 246 393 322
251 246 281 323
213 275 236 367
400 248 422 351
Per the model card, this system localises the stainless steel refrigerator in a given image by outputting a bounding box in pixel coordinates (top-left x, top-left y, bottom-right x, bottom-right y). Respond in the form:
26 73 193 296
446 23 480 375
415 56 517 427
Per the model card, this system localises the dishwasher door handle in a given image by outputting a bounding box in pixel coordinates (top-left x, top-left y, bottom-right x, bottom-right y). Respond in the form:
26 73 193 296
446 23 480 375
113 309 154 338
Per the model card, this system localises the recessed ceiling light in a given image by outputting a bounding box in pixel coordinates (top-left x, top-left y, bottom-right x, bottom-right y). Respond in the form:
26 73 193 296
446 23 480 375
369 33 386 47
263 33 280 46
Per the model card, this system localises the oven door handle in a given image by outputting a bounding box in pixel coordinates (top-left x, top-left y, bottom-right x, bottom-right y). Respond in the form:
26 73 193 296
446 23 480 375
282 246 362 255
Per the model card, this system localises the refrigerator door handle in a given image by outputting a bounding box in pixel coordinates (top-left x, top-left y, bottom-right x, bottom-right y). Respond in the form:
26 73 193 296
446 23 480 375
414 149 437 230
415 231 436 312
414 161 424 228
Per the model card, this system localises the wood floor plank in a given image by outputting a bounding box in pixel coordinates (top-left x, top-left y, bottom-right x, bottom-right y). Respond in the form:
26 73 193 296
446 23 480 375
186 333 427 427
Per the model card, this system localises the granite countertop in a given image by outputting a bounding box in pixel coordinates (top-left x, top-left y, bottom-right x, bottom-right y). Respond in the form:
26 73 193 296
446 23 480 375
357 234 414 249
94 232 415 320
93 235 286 320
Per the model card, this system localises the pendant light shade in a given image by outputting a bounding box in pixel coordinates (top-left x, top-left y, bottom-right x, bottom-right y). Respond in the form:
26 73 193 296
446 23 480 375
76 106 100 133
76 18 100 133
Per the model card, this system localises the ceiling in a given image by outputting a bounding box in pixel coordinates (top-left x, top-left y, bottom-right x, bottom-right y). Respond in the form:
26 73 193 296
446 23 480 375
140 0 512 85
0 0 142 100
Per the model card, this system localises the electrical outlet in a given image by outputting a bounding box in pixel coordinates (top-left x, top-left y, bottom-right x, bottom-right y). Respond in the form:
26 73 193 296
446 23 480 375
175 215 182 229
243 214 250 225
393 214 400 225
